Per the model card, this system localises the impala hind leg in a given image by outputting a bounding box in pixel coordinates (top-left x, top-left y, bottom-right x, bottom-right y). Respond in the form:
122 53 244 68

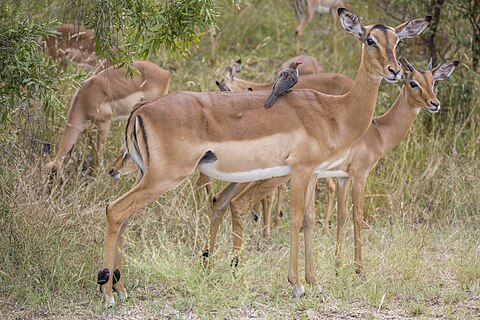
203 182 247 265
90 119 111 175
99 170 192 307
273 183 286 226
230 177 288 265
322 177 337 235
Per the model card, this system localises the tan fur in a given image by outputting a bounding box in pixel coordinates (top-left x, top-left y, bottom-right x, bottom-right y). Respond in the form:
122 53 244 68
48 60 170 176
280 55 324 75
225 72 353 94
99 10 431 305
43 24 107 70
209 61 456 277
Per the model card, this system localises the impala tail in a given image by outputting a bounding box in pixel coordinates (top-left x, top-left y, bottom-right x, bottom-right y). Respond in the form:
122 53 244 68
124 102 149 176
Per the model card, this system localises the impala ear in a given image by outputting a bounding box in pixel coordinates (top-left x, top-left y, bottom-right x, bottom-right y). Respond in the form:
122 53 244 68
233 59 242 75
427 57 433 71
395 16 432 39
432 61 459 81
338 8 366 41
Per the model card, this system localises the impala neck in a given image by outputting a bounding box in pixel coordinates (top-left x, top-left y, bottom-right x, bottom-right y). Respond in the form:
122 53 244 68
344 57 383 136
375 87 420 154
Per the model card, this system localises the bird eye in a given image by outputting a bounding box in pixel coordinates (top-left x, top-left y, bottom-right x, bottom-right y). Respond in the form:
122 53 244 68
410 81 418 89
366 38 376 46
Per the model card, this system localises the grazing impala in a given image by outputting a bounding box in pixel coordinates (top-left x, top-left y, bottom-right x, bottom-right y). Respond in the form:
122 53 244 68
293 0 347 54
206 58 458 275
47 61 170 177
97 9 430 305
44 24 107 70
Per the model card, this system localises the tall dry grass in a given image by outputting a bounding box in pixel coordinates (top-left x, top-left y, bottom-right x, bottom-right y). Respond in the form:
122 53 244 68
0 0 478 318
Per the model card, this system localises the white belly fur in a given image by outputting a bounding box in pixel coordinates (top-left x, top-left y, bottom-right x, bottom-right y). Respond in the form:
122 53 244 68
198 163 291 183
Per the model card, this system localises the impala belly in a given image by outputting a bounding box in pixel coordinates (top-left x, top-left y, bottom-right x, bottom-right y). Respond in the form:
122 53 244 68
196 133 297 183
315 150 350 178
112 92 145 119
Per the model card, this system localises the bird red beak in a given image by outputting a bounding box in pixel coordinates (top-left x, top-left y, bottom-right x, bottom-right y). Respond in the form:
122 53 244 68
297 61 303 65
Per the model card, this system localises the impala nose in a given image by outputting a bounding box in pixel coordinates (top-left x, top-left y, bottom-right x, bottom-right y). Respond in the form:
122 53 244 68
388 66 399 78
428 100 440 113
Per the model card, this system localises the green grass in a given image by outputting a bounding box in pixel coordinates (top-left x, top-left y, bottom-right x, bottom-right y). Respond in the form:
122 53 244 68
1 0 479 318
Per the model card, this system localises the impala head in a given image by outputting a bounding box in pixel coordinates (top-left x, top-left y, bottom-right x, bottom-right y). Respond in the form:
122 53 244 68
338 8 432 83
108 145 137 179
401 57 459 113
222 59 242 87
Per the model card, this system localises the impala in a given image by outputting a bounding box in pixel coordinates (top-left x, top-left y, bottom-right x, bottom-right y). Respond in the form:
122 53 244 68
206 58 458 275
293 0 347 54
322 58 458 272
47 60 170 177
44 24 106 70
279 55 324 75
97 9 430 305
222 60 353 95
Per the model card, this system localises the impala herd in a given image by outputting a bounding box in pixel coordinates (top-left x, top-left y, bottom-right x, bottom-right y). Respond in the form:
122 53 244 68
44 7 458 307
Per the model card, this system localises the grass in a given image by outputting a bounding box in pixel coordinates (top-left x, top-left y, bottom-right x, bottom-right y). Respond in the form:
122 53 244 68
1 0 479 318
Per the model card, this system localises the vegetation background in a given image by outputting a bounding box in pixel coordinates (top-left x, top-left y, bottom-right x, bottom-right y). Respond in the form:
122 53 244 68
0 0 478 318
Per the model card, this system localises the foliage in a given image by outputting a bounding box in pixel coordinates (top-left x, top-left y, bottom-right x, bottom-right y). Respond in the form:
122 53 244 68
0 0 478 318
0 4 61 122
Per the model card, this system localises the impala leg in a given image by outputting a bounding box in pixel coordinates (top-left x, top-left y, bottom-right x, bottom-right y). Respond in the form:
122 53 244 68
91 119 111 175
100 169 191 307
273 183 286 226
303 175 322 295
203 182 247 264
335 177 351 270
322 177 337 235
262 190 275 239
351 175 367 274
288 169 314 297
48 119 86 177
112 218 130 302
295 8 315 54
230 177 288 265
196 173 213 203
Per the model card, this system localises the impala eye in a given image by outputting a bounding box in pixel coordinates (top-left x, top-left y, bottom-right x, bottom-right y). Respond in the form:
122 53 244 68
410 81 418 89
366 38 376 47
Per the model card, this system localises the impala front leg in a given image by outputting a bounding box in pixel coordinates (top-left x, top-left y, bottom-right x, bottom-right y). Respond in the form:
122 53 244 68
303 174 322 296
351 174 367 274
288 168 314 297
335 177 351 270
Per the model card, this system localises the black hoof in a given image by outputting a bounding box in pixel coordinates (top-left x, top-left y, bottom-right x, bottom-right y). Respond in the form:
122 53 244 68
230 256 239 268
202 249 209 260
97 268 110 285
113 269 120 285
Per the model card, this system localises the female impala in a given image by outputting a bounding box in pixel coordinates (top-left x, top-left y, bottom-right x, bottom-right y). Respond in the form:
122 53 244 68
206 58 458 275
97 9 430 306
47 61 170 177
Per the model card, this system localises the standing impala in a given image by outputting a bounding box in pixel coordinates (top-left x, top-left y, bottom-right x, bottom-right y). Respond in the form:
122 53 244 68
97 9 430 305
47 61 170 176
323 58 458 273
206 58 458 275
293 0 347 54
